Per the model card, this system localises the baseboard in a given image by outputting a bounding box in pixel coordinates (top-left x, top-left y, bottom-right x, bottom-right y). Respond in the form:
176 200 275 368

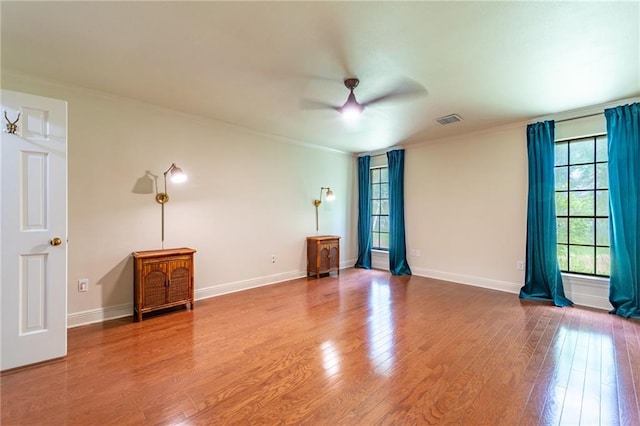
194 269 307 300
67 303 132 328
67 261 357 328
196 259 357 300
68 261 609 327
412 267 522 294
412 267 611 311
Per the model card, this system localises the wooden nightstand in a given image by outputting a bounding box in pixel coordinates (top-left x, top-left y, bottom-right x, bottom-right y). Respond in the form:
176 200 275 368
307 236 340 278
132 247 196 321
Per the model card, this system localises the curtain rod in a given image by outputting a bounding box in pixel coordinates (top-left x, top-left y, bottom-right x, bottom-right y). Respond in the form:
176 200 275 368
356 145 404 157
553 112 603 124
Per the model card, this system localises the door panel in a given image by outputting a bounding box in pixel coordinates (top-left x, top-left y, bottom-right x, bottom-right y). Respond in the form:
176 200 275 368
22 151 48 230
143 270 168 308
168 266 190 303
21 253 48 334
1 90 68 371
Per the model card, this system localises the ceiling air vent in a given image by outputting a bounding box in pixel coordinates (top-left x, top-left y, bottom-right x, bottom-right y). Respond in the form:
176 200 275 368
436 114 463 126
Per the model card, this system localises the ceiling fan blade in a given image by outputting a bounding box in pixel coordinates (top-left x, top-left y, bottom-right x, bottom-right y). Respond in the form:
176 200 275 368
300 98 341 111
362 79 427 107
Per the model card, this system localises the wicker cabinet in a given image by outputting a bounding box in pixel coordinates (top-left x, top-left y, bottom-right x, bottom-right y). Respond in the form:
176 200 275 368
307 236 340 278
132 248 196 321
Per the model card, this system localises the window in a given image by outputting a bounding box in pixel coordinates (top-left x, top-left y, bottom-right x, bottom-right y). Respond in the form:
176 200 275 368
555 135 609 276
371 166 389 250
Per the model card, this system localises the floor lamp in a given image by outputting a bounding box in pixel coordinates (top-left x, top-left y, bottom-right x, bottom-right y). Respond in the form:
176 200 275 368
155 163 187 249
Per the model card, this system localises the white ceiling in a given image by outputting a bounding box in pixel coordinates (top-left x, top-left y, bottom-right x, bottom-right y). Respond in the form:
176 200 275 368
2 1 639 153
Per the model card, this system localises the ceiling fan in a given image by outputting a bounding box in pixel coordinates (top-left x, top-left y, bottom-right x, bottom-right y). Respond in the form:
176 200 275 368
302 77 427 120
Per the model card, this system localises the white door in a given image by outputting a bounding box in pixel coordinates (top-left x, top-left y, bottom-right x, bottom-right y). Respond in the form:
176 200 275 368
1 90 67 371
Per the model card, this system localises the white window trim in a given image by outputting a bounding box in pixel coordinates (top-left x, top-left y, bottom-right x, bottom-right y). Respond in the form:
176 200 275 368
561 272 609 287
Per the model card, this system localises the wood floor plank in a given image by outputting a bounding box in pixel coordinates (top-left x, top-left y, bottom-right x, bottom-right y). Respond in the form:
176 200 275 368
2 268 640 425
532 305 582 425
617 316 640 425
464 303 559 425
515 307 568 425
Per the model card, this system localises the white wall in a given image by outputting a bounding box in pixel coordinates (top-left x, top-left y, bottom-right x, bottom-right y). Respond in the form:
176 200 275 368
4 71 634 325
404 124 529 294
401 98 638 311
2 72 356 326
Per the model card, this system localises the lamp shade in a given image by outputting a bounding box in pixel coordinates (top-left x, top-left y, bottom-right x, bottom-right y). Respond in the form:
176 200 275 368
325 188 335 201
341 98 363 121
169 165 187 183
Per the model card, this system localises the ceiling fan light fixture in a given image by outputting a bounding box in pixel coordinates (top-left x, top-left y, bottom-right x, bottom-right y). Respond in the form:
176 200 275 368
304 76 425 122
340 78 364 121
341 102 363 120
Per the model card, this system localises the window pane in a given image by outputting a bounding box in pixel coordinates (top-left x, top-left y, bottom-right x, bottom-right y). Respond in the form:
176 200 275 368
596 218 609 246
372 232 380 249
557 218 568 244
569 245 595 274
379 232 389 250
372 216 379 232
381 200 389 215
596 163 608 189
555 142 568 166
381 183 389 199
569 191 594 216
596 247 610 276
558 244 568 271
569 139 594 164
555 166 568 191
596 190 608 216
596 136 608 162
569 165 595 190
556 192 568 216
372 183 380 199
380 216 389 233
371 168 380 182
569 218 594 245
380 167 388 183
372 200 381 215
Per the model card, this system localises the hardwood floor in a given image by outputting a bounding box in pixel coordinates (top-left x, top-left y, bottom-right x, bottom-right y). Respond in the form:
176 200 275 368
2 268 640 425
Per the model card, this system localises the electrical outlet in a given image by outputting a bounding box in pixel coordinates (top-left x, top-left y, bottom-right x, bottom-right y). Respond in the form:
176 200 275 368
78 278 89 292
517 261 525 271
271 254 277 263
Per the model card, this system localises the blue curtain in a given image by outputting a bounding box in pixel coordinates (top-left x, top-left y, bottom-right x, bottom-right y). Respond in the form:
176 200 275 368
520 121 572 306
606 103 640 318
355 155 372 269
387 150 411 275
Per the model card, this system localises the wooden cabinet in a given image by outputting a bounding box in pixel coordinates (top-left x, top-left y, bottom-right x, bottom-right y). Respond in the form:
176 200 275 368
307 236 340 278
132 248 196 322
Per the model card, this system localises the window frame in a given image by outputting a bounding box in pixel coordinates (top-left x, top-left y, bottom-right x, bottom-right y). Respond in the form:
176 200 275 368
370 165 389 251
555 134 610 278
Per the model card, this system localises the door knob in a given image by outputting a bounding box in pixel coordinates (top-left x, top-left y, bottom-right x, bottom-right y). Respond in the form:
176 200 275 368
50 237 63 246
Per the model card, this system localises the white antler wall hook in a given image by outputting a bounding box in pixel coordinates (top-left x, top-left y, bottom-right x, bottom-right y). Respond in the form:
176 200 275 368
4 110 21 134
